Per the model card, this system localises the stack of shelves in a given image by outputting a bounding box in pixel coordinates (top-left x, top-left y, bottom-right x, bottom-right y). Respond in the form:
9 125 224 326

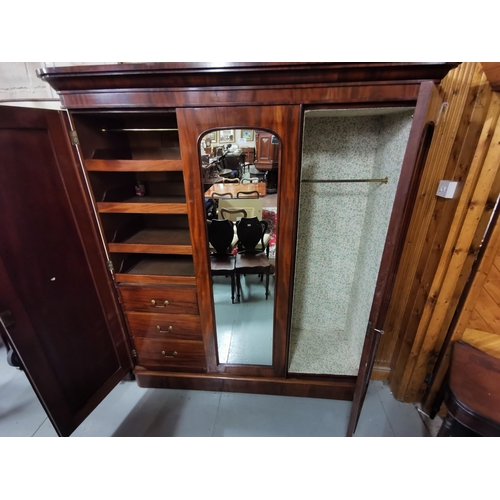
74 111 204 371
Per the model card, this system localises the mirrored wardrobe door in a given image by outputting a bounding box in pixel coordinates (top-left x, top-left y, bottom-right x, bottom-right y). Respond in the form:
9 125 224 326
177 106 302 377
200 128 279 367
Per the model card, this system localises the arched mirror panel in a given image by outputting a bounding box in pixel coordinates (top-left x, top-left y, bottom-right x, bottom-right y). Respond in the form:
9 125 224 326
201 128 280 366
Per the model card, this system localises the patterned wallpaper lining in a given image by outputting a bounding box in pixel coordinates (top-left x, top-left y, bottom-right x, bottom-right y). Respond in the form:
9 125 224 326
289 110 414 375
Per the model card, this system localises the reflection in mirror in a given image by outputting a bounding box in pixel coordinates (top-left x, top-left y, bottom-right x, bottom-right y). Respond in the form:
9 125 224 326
201 129 280 365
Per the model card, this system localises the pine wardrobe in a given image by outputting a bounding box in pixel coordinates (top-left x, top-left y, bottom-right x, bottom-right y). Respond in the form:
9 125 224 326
0 62 457 436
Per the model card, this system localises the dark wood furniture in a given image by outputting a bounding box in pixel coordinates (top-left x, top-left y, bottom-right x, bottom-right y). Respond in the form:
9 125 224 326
241 147 255 164
437 341 500 436
254 131 279 171
0 62 457 436
207 219 237 304
205 182 266 198
235 217 272 301
254 131 279 194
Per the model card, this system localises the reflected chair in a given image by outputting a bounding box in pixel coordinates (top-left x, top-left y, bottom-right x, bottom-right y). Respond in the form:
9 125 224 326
222 178 240 184
207 218 237 303
436 341 500 436
220 207 248 251
211 191 233 219
220 207 247 222
241 177 259 184
235 216 272 302
232 209 270 256
236 190 260 199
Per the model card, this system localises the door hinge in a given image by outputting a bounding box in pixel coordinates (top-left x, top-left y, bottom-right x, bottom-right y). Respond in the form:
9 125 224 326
106 260 114 273
69 130 80 146
424 372 434 385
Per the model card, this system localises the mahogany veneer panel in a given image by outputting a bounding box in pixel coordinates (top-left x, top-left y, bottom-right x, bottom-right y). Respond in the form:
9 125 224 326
85 159 183 171
126 311 202 341
134 338 206 372
38 62 458 93
115 274 196 285
108 228 192 254
134 370 356 400
448 342 500 424
98 197 187 214
114 255 195 285
119 285 199 315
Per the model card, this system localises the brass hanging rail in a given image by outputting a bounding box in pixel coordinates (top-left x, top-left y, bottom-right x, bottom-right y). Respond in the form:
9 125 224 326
301 177 388 184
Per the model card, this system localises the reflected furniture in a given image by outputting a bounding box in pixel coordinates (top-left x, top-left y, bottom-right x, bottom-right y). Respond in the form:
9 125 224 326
206 183 265 221
207 219 237 304
220 207 248 222
241 147 255 164
255 131 279 194
204 182 266 198
236 190 260 199
218 198 262 221
235 217 272 301
436 341 500 436
223 154 246 178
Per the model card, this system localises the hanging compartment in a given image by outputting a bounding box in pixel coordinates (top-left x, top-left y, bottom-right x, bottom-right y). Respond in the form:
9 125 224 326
290 108 415 375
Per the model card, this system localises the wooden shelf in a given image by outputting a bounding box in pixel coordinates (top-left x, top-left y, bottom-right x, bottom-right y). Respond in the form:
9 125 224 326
109 227 192 254
97 195 187 214
114 255 196 285
85 159 183 172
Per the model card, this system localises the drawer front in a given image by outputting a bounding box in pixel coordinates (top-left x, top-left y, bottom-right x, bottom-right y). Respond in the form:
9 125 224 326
133 338 206 372
126 311 202 341
119 285 199 315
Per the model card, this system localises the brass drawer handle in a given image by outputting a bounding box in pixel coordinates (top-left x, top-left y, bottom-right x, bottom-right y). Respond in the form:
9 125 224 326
157 325 173 333
151 299 169 308
161 350 178 358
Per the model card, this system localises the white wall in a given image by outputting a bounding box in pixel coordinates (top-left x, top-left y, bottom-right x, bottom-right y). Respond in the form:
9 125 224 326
0 62 114 108
0 62 56 102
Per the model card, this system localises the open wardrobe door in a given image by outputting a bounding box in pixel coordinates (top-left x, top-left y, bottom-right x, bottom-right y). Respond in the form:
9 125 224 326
346 81 442 436
0 105 133 436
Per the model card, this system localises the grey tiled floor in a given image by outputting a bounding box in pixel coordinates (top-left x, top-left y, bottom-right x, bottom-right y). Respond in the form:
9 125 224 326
0 343 430 437
214 274 274 365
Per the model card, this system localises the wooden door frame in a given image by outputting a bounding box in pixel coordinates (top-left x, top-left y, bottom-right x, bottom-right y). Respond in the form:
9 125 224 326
177 105 302 378
0 105 133 436
346 82 442 435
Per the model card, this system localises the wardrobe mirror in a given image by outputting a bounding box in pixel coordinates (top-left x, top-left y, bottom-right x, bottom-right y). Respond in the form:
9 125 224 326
200 128 279 365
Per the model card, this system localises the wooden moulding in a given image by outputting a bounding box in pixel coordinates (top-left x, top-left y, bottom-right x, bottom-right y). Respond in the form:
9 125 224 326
134 370 357 401
38 62 459 93
85 159 183 171
108 225 192 255
113 254 196 285
97 201 187 214
398 89 500 403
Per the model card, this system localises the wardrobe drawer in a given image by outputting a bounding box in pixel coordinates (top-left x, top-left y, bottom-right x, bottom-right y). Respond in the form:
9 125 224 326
119 285 199 315
133 338 206 372
126 311 202 341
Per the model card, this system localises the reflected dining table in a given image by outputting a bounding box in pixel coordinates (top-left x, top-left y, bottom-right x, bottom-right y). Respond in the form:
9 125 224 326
205 181 266 221
204 181 267 199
